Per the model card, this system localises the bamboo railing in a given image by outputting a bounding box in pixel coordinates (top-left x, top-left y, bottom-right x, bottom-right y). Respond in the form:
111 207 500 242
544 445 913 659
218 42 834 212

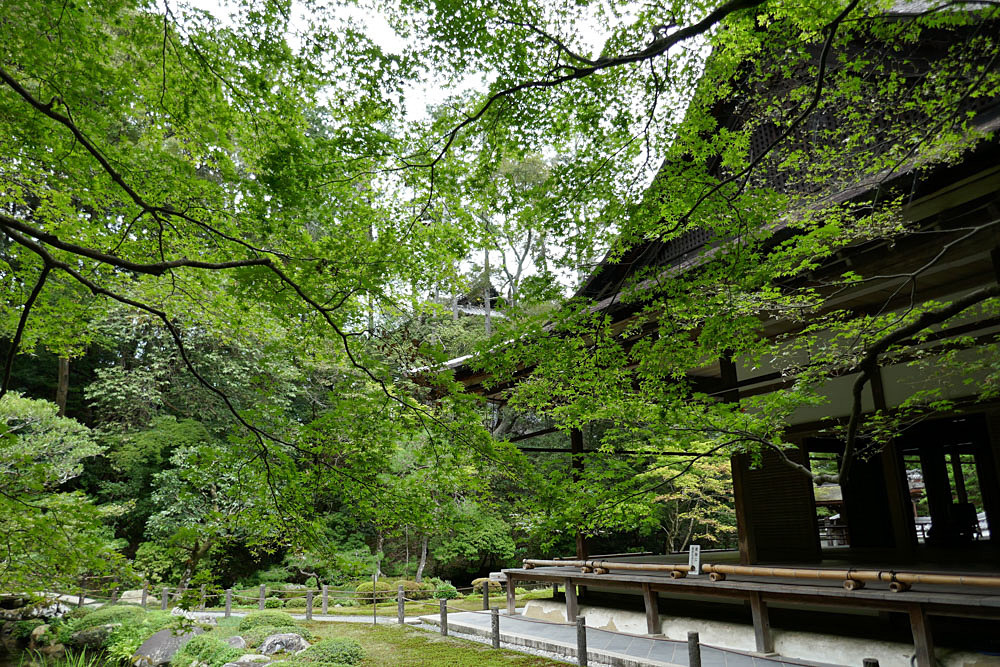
521 558 1000 592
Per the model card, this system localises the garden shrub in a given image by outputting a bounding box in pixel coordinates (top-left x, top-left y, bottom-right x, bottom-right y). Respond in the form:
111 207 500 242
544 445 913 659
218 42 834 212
13 619 45 640
393 580 430 600
65 607 93 621
432 582 458 600
264 596 284 608
471 578 502 594
237 610 298 632
104 611 175 664
354 581 392 602
292 637 364 665
242 625 312 648
171 635 242 667
70 604 146 632
284 595 312 608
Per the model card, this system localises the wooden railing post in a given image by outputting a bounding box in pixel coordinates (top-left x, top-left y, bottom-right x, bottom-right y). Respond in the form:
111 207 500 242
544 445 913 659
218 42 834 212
199 584 206 611
491 607 500 649
482 581 490 610
688 631 701 667
321 585 329 615
259 584 266 610
439 599 448 636
506 577 515 615
306 590 313 621
225 589 232 617
141 582 148 609
397 585 405 625
77 591 85 608
161 587 168 610
110 586 119 604
576 616 587 667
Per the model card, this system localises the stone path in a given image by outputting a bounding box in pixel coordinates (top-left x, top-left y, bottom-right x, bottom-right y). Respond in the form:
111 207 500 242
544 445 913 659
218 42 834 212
418 610 844 667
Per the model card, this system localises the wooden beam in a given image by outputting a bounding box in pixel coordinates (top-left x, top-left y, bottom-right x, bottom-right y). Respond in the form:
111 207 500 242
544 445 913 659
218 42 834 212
641 583 660 635
565 578 578 622
749 591 774 654
909 604 935 667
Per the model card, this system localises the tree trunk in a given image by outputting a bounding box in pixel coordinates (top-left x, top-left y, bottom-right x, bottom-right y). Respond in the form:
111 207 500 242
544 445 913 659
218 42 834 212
55 357 69 417
483 251 492 336
177 539 212 594
415 535 428 583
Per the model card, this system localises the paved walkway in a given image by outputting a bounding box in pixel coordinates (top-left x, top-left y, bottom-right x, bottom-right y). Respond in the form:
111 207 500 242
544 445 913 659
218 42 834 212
419 610 842 667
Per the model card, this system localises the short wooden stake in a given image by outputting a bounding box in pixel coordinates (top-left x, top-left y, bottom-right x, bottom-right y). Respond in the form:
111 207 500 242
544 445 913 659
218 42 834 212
397 585 405 624
77 591 85 608
439 599 448 636
225 589 232 617
321 585 329 615
306 590 313 621
199 584 206 611
259 584 266 610
161 587 169 610
482 580 490 610
688 631 701 667
110 586 119 604
576 616 587 667
141 583 148 609
491 607 500 649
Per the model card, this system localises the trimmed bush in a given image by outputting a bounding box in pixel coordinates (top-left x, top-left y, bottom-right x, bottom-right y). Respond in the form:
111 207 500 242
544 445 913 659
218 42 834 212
392 580 430 600
354 580 392 602
171 634 242 667
284 595 312 608
70 604 146 632
471 578 502 594
264 596 284 608
242 625 312 648
432 582 458 600
292 637 364 665
65 607 93 621
237 610 298 632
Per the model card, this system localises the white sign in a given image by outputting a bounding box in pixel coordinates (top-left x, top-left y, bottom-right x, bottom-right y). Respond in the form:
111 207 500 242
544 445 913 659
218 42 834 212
688 544 701 575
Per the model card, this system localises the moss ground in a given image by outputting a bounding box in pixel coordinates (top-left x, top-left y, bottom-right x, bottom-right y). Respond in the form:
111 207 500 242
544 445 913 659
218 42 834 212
301 621 568 667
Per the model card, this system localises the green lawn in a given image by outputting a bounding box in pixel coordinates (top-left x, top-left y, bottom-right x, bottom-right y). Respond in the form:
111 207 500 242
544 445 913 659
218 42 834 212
301 620 568 667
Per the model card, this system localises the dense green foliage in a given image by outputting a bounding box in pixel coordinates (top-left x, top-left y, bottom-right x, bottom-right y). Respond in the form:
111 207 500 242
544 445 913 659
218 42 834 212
1 0 997 592
170 635 243 667
292 638 365 665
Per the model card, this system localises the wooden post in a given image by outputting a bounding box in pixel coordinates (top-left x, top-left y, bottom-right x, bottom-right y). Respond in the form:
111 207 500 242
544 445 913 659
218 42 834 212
110 586 119 604
506 576 516 615
161 587 168 610
552 583 559 598
439 599 448 636
641 583 660 635
575 616 587 667
491 607 500 649
688 631 702 667
372 573 377 626
306 590 313 621
199 584 206 611
565 579 578 622
749 591 774 653
225 589 232 618
321 585 329 615
141 583 148 609
77 591 85 608
482 581 490 610
909 604 934 667
259 584 266 610
397 585 405 625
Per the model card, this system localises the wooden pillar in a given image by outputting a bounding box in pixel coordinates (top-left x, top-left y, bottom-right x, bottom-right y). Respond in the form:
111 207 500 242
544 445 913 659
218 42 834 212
506 576 516 615
749 591 774 654
571 428 588 560
564 578 578 622
641 584 659 635
909 604 934 667
873 367 916 556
